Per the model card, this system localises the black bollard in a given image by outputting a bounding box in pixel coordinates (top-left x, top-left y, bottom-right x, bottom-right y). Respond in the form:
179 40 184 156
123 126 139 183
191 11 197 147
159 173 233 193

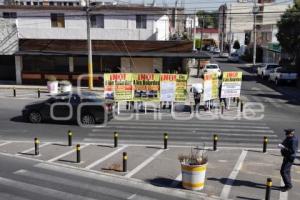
123 152 127 172
213 134 218 151
76 144 81 163
13 88 16 97
34 137 39 155
68 130 72 146
263 136 268 153
265 178 272 200
37 89 40 98
236 97 240 106
164 133 168 149
114 132 118 148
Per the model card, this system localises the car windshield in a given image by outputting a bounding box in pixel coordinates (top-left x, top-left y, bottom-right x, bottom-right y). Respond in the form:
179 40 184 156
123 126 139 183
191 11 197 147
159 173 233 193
206 65 219 69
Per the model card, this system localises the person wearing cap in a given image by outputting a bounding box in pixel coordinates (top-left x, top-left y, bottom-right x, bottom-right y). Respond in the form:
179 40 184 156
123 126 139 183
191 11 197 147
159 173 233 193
279 129 298 192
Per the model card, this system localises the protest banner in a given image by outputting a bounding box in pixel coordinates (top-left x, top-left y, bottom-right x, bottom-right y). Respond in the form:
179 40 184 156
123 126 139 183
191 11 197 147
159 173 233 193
203 73 219 101
132 73 160 101
221 71 243 98
104 73 133 101
175 74 188 102
160 74 177 102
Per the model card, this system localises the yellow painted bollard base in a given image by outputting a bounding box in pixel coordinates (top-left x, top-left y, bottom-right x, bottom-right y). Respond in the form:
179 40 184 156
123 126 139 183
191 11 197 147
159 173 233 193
181 163 207 191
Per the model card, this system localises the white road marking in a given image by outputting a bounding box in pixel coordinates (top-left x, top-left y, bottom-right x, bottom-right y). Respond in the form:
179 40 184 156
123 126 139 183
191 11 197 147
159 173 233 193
170 173 182 187
0 176 97 200
14 169 133 199
47 144 89 162
85 145 128 169
220 150 248 199
125 149 164 178
16 142 51 155
279 178 288 200
127 194 136 199
0 141 11 147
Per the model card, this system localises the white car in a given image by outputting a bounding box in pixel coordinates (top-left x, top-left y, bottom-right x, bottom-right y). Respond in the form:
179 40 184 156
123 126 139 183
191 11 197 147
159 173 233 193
268 67 298 85
219 52 229 58
213 47 221 54
202 64 222 77
228 53 239 62
257 63 280 79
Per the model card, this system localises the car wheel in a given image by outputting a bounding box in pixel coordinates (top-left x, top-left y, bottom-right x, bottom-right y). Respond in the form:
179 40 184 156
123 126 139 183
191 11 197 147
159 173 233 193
28 111 42 123
81 114 95 125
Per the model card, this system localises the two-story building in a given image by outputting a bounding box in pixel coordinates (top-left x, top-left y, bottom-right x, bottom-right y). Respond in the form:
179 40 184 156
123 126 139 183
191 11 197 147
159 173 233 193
0 1 209 85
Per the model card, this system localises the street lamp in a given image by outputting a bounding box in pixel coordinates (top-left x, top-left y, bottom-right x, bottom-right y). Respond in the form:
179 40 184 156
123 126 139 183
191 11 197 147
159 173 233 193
252 2 259 66
81 0 93 90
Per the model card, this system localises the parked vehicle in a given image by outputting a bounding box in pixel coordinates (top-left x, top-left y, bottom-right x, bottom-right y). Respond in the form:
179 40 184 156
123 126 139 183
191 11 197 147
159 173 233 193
268 67 298 85
202 64 222 77
213 47 221 54
22 92 114 125
228 53 239 62
219 52 229 58
256 63 280 79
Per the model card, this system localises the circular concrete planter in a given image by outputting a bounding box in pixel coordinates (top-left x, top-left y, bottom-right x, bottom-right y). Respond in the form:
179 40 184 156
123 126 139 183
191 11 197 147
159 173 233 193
181 163 207 190
47 81 58 94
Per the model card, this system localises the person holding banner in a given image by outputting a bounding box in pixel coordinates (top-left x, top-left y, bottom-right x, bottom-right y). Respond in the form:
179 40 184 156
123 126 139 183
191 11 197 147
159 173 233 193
219 84 227 109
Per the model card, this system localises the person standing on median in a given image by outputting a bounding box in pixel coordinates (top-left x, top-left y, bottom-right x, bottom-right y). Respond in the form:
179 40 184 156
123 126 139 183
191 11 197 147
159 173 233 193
278 129 298 192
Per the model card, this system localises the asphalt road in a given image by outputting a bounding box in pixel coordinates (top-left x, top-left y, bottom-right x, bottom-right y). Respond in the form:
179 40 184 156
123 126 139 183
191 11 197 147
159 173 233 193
0 56 300 148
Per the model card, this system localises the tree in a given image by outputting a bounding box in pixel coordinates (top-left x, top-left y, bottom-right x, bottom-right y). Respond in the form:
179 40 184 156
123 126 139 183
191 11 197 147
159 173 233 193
276 0 300 66
233 40 241 50
196 10 218 28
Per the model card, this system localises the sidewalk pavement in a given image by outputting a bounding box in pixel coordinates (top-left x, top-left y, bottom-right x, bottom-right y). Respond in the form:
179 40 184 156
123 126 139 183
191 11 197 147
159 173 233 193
0 140 299 200
0 84 104 91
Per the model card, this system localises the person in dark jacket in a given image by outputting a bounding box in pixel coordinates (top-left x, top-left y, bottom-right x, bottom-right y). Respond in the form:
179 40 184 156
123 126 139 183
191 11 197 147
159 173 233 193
279 129 298 192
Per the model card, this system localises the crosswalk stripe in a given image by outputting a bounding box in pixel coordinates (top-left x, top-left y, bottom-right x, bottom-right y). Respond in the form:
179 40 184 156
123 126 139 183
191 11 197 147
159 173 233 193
104 122 270 129
89 132 277 138
86 135 280 143
91 126 274 133
85 145 128 170
109 119 267 126
14 169 133 199
47 144 89 162
125 149 164 178
0 177 98 200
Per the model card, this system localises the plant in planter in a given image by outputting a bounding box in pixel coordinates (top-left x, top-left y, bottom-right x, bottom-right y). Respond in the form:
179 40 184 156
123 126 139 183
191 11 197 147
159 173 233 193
178 147 208 190
47 75 58 94
59 80 72 93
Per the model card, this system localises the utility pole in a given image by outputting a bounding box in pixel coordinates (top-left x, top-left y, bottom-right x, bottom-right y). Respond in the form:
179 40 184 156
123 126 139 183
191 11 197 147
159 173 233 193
85 0 93 90
253 0 259 66
229 4 232 54
199 15 204 51
220 6 225 54
192 12 196 51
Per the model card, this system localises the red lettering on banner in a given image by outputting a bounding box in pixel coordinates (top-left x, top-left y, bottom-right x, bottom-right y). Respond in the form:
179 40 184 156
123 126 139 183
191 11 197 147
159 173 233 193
138 74 154 80
161 74 176 81
110 73 126 80
226 72 238 78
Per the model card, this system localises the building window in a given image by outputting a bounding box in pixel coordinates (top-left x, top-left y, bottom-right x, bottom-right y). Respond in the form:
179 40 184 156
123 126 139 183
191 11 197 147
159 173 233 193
90 14 104 28
49 2 54 6
26 1 31 5
136 15 147 29
51 13 65 28
3 12 17 19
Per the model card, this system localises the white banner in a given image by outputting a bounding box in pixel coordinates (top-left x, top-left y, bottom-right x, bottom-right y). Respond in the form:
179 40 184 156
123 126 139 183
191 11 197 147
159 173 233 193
221 72 243 98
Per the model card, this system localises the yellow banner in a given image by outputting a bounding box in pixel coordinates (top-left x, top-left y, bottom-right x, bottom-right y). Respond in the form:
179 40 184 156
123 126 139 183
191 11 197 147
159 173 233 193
175 74 188 102
132 73 160 101
104 73 133 100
